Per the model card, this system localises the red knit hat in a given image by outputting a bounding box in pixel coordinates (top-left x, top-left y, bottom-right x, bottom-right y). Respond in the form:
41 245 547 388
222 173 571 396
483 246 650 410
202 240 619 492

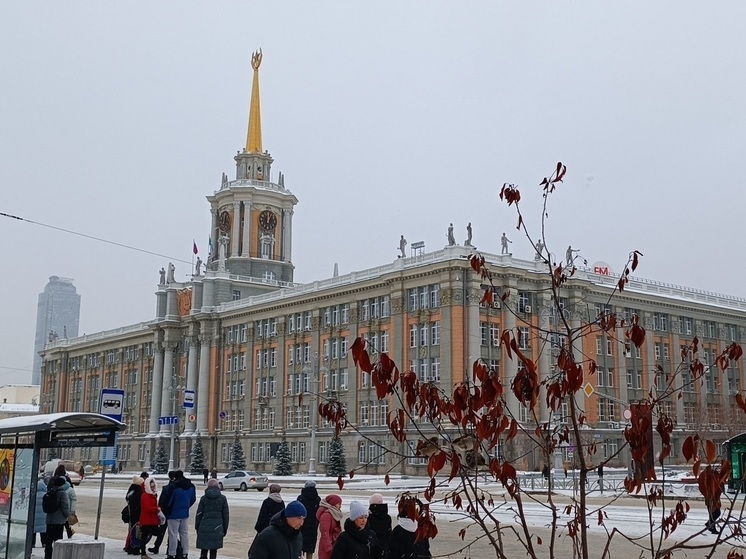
326 494 342 507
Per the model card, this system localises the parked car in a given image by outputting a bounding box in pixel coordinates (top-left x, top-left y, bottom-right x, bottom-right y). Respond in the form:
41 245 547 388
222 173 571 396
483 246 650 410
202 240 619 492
41 459 81 485
217 470 268 491
66 470 82 486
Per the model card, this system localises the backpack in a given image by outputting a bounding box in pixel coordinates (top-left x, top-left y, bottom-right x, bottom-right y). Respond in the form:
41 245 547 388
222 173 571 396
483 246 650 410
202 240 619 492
42 489 59 514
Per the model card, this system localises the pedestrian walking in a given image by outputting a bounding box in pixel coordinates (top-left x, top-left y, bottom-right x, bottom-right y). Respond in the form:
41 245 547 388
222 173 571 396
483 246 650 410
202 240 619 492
316 494 343 559
151 471 177 555
248 500 306 559
297 480 321 559
705 492 722 535
367 494 391 559
44 477 71 559
125 476 145 554
202 468 209 485
34 477 47 549
330 501 379 559
63 475 78 538
255 483 284 533
162 470 196 559
388 509 431 559
195 479 230 559
210 467 218 480
139 478 161 558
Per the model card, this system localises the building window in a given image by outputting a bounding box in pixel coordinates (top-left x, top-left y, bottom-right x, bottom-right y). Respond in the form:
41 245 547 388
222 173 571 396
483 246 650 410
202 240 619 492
653 313 668 332
518 327 530 350
259 234 274 259
518 292 532 313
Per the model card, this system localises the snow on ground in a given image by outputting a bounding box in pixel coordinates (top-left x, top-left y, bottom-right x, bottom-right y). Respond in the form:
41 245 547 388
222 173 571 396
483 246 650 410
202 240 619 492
76 471 735 541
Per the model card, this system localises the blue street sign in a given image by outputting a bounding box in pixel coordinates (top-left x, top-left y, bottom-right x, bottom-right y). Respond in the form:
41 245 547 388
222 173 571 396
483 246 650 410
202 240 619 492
183 390 195 409
99 445 117 466
158 416 179 426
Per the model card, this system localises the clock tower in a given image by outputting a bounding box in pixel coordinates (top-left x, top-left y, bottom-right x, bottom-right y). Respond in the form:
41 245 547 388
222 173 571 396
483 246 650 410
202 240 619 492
206 50 298 286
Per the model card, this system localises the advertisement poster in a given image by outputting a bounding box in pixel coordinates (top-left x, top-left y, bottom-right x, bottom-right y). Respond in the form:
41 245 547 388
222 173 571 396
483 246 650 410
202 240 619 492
0 448 13 516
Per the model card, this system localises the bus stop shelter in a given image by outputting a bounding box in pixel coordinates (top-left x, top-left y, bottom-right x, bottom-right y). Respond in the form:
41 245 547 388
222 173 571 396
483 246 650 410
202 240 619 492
0 412 125 559
725 432 746 492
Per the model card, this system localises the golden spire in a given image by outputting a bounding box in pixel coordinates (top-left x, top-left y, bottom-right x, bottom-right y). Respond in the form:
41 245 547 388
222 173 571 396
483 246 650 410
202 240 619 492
245 49 263 153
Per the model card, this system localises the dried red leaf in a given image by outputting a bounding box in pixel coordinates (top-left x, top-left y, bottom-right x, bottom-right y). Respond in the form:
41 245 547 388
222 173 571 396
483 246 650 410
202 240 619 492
705 440 717 463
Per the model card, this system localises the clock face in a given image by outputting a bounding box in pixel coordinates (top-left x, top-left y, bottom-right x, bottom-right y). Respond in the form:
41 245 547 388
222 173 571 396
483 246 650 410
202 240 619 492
259 210 277 232
219 211 231 233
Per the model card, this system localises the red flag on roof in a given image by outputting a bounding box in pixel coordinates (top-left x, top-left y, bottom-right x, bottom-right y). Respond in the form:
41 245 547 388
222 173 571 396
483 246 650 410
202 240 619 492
193 240 198 255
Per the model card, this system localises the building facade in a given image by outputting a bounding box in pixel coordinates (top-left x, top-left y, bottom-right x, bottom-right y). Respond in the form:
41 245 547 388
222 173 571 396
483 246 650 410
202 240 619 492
33 276 80 385
40 57 746 474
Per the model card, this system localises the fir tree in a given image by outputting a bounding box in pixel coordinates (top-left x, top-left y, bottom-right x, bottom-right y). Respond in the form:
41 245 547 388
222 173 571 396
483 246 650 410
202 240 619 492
326 437 347 477
190 437 206 475
154 440 169 474
273 439 293 476
230 434 246 471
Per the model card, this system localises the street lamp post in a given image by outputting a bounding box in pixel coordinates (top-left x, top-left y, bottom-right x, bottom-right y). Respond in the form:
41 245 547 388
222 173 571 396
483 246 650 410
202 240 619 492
307 354 320 476
168 370 182 472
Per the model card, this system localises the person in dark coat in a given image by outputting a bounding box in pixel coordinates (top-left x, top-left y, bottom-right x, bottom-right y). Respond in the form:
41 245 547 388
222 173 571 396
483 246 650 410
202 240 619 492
255 483 284 533
367 494 391 559
330 501 378 559
195 479 230 559
388 509 431 559
44 477 71 559
125 476 145 555
248 501 306 559
297 480 321 559
202 468 209 485
149 471 176 555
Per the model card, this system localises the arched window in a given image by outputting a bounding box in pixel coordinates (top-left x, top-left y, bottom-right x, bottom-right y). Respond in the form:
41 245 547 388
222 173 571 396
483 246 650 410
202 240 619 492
259 234 274 259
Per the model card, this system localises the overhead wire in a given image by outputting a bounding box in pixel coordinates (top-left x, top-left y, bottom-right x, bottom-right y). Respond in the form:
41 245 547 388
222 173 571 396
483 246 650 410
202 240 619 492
0 211 193 265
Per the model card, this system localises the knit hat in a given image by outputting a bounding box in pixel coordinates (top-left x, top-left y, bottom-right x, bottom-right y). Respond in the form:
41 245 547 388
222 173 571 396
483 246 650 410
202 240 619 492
369 493 384 505
54 477 66 487
326 494 342 507
285 500 307 518
269 483 282 494
132 476 145 486
349 501 368 521
304 480 316 488
207 479 220 489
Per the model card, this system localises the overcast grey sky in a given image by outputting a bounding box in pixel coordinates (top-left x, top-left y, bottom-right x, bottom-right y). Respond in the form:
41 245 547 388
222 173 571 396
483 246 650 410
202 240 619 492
2 2 745 385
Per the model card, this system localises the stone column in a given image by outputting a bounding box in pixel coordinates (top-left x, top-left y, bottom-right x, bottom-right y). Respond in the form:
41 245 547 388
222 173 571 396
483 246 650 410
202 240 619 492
184 337 199 435
284 209 293 262
149 342 165 435
231 202 241 257
502 282 519 413
197 334 212 435
210 209 218 259
466 285 481 381
242 201 252 257
538 294 552 424
159 343 176 435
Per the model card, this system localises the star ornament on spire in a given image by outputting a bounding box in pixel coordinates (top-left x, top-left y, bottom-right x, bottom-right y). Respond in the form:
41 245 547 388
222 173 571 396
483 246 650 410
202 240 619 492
251 49 263 70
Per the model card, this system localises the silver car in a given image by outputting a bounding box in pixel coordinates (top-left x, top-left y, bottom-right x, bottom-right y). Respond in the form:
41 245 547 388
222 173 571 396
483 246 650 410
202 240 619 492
217 470 268 492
